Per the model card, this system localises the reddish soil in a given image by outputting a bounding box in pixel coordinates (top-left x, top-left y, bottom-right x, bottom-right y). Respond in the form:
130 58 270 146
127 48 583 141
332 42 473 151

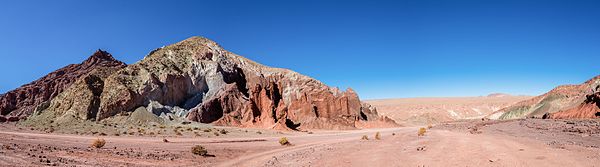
1 119 599 167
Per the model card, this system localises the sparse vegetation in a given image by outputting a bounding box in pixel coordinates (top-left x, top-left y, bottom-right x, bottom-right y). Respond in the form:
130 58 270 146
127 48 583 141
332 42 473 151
176 132 183 136
392 133 396 136
427 124 433 129
213 132 220 136
203 129 211 132
361 135 369 140
163 138 169 143
256 131 262 134
375 132 381 140
90 138 106 148
191 145 208 156
279 137 291 146
219 129 228 135
418 127 427 136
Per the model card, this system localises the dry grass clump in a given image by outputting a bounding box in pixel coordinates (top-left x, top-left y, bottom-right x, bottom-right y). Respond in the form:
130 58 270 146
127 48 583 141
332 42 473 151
361 135 369 140
375 132 381 140
418 127 427 136
191 145 208 156
427 124 433 129
279 137 291 146
90 138 106 148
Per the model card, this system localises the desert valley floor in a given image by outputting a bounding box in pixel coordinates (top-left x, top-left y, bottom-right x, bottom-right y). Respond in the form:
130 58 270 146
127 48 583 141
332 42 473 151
1 118 599 167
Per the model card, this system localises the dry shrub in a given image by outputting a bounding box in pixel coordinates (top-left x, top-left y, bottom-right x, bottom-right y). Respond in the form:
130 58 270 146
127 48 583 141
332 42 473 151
418 127 427 136
361 135 369 140
427 124 433 129
375 132 381 140
191 145 208 156
176 132 183 136
163 138 169 143
219 129 228 134
213 132 220 136
279 137 291 146
91 138 106 148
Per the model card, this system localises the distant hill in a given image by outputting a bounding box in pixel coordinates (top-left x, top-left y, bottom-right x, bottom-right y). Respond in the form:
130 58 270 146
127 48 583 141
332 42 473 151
366 94 531 126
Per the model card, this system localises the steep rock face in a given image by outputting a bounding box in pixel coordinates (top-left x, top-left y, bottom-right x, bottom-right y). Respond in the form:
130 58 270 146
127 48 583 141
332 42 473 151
550 88 600 119
0 50 126 121
32 66 126 123
82 36 397 130
489 75 600 119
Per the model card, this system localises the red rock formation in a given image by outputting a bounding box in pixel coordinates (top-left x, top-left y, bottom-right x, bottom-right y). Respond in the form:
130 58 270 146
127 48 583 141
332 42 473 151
91 36 397 130
550 91 600 119
0 50 126 119
25 37 396 130
489 75 600 119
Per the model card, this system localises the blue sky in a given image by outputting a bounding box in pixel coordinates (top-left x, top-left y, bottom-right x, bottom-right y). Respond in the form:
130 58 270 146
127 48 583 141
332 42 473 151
1 0 599 99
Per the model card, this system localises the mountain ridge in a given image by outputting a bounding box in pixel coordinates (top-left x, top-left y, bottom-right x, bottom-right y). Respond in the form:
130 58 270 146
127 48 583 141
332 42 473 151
23 36 397 130
0 50 126 121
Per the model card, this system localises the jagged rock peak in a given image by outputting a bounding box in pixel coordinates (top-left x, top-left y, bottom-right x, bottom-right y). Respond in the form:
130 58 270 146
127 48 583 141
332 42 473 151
83 49 126 67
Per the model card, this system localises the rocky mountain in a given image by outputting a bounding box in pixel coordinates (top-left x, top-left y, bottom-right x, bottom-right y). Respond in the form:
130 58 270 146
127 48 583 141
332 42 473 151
550 87 600 119
27 36 397 130
0 50 126 122
488 75 600 119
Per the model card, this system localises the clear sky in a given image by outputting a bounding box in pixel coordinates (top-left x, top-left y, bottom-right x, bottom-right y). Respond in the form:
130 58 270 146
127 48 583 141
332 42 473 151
1 0 599 99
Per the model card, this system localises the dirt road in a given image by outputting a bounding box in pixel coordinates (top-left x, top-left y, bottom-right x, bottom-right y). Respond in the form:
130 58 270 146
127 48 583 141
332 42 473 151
1 125 599 166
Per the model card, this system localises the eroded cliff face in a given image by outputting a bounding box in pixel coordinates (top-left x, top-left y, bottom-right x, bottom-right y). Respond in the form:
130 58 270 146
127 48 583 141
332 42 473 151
0 50 126 122
34 36 397 130
550 87 600 119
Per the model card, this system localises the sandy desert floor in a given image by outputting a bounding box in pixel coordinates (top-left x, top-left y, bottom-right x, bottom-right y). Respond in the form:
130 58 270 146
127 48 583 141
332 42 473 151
1 119 599 167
